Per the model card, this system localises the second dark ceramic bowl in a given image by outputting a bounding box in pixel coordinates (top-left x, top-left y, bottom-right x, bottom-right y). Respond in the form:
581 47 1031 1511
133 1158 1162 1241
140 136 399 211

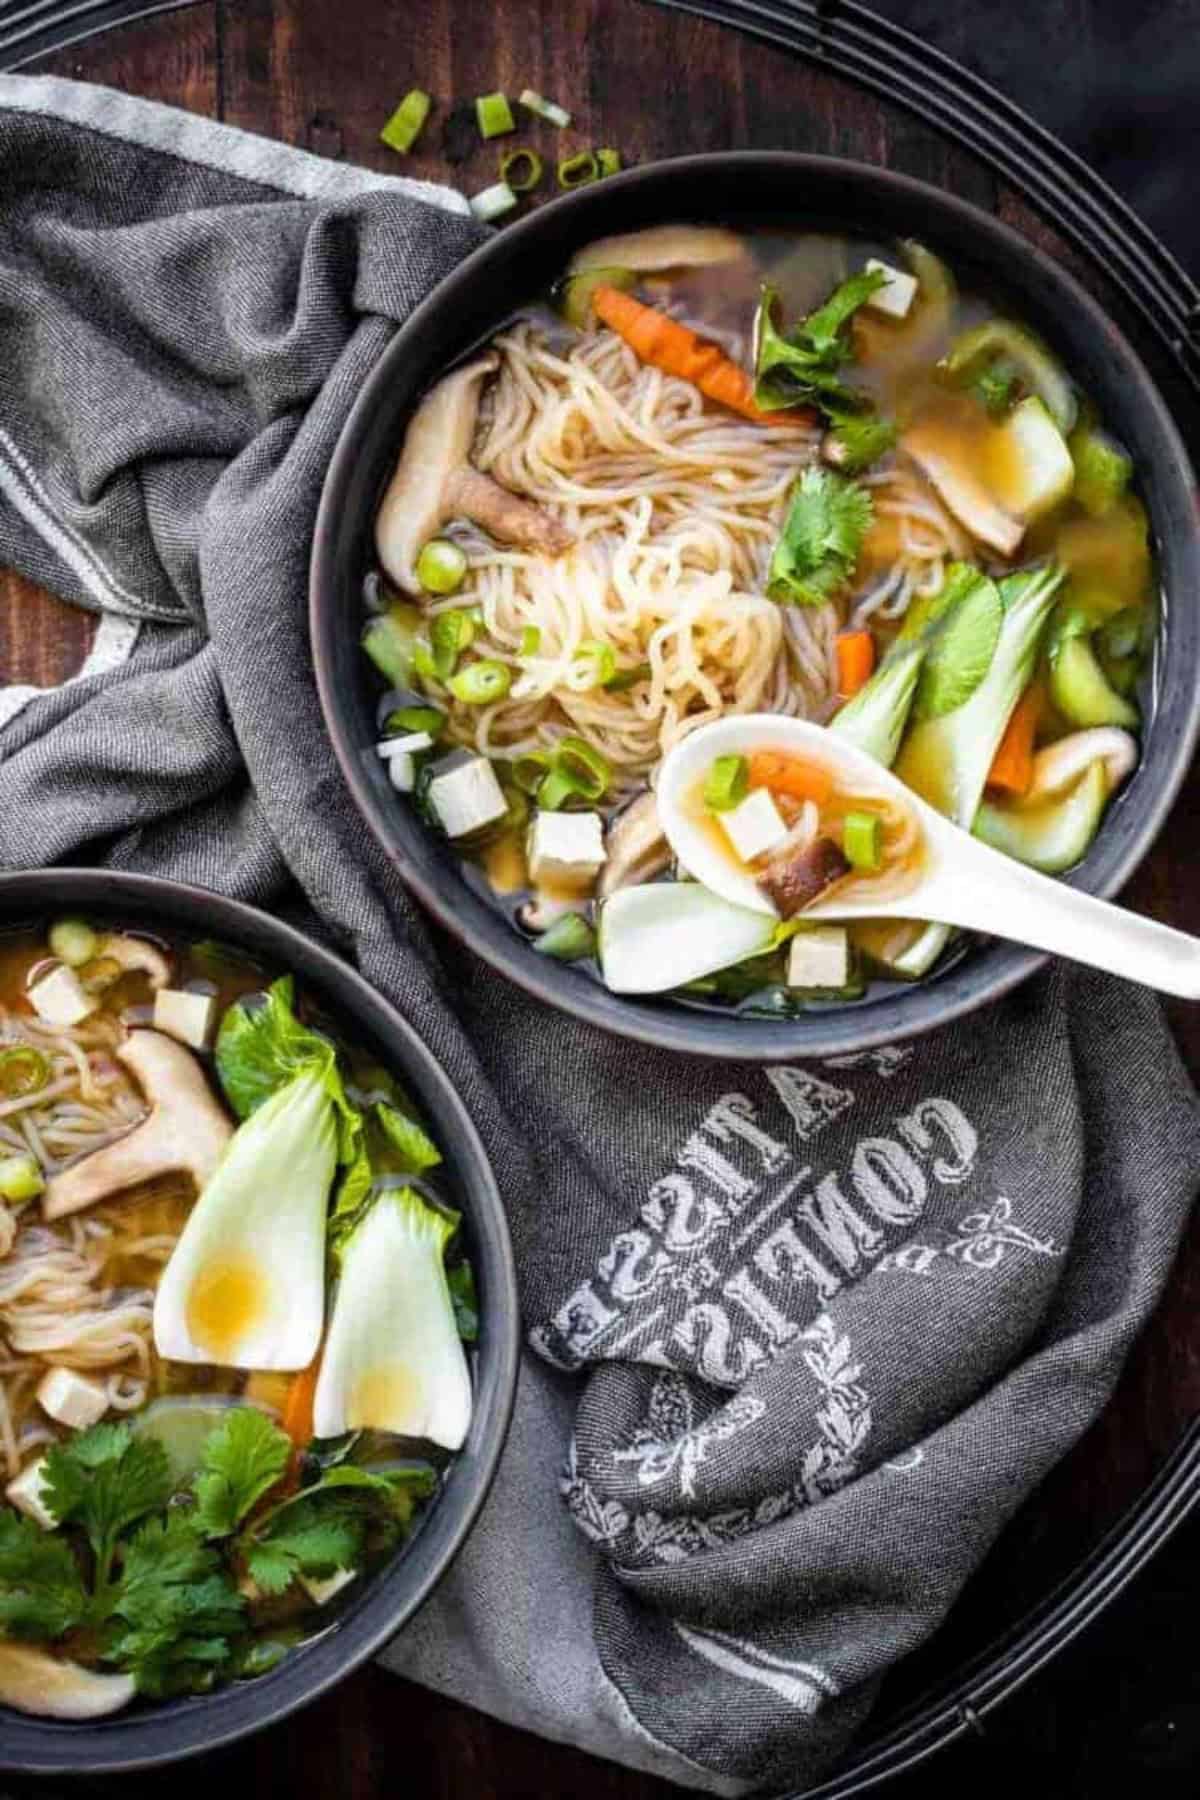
311 153 1200 1060
0 869 519 1776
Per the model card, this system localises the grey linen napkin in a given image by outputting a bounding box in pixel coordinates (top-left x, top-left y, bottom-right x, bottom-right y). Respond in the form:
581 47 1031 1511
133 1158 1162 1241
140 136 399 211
2 75 1199 1798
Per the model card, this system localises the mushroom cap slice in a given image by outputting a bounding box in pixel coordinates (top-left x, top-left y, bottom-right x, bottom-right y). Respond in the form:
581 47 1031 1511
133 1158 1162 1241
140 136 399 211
375 353 499 595
42 1029 233 1221
97 933 172 989
0 1642 135 1719
568 225 747 275
598 790 670 898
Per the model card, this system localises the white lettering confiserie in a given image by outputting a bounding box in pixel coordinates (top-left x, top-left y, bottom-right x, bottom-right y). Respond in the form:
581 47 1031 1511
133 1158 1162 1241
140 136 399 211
529 1075 982 1381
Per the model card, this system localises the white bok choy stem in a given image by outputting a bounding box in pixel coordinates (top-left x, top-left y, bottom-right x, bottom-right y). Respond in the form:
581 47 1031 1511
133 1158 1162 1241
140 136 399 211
153 1070 336 1370
313 1187 472 1451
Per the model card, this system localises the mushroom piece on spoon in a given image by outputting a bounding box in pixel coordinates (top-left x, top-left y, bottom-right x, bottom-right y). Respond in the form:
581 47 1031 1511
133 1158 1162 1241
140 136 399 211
651 713 1200 1000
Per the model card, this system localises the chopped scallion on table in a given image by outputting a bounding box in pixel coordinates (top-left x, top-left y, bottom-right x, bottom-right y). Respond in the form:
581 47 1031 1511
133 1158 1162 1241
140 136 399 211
476 92 516 139
596 148 622 176
500 148 544 193
469 181 519 223
379 90 431 155
518 88 572 128
558 150 600 189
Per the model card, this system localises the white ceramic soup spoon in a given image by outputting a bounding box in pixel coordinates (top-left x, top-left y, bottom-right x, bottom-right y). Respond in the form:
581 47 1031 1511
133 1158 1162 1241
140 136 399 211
656 714 1200 1000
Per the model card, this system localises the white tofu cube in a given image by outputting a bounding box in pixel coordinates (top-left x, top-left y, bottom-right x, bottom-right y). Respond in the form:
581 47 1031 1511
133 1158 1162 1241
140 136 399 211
429 756 508 838
719 788 790 863
27 964 98 1028
36 1367 109 1431
152 987 218 1051
6 1456 55 1530
299 1567 358 1607
527 811 606 892
788 926 851 991
864 258 918 320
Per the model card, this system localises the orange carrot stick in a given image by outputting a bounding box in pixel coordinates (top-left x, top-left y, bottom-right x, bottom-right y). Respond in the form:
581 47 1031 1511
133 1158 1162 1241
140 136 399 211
748 751 833 807
987 684 1041 796
282 1353 321 1450
835 629 876 700
591 285 815 428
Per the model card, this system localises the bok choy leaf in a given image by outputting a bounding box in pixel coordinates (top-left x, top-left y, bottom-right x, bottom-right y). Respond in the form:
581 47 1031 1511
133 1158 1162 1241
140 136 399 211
313 1187 472 1451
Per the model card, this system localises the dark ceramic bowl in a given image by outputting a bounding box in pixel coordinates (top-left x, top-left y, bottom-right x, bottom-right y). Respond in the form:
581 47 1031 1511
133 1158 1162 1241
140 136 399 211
0 870 519 1776
311 153 1200 1060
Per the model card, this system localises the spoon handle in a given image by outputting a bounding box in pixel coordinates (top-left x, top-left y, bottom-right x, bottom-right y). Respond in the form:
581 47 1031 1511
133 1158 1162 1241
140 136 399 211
920 839 1200 1001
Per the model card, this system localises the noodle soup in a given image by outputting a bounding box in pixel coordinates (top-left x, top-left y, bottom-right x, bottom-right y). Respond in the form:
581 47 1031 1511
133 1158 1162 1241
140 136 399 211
362 226 1153 1014
0 921 474 1718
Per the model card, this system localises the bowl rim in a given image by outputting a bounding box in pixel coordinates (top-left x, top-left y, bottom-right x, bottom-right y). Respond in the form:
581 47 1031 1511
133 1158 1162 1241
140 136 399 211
0 868 520 1774
311 149 1200 1061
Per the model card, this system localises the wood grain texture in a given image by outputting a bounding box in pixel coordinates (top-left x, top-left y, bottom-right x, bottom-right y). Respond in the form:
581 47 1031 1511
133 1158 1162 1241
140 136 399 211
7 4 1200 1797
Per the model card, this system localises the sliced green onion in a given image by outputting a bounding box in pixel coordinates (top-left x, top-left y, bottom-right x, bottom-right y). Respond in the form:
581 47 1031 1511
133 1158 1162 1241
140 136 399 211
518 88 572 129
476 93 516 139
431 608 477 679
606 660 651 693
500 148 544 194
558 264 634 330
416 539 467 596
411 638 438 681
556 736 610 799
384 703 445 738
0 1153 44 1206
512 750 552 794
704 754 749 813
362 602 424 687
0 1046 49 1098
448 659 513 705
534 913 597 962
596 148 621 177
519 625 542 657
573 640 616 688
558 150 600 190
48 919 97 968
843 811 883 871
380 90 431 155
536 768 578 811
469 181 519 224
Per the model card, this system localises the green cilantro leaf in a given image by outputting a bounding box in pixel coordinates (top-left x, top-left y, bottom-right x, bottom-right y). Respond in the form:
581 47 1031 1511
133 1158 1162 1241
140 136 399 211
245 1517 360 1597
105 1512 245 1699
192 1409 291 1539
0 1510 88 1641
42 1425 171 1580
768 468 874 606
826 406 899 475
800 267 888 355
754 269 886 416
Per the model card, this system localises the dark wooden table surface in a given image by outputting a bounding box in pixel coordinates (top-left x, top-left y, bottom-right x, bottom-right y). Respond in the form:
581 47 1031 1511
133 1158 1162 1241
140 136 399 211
5 2 1200 1795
